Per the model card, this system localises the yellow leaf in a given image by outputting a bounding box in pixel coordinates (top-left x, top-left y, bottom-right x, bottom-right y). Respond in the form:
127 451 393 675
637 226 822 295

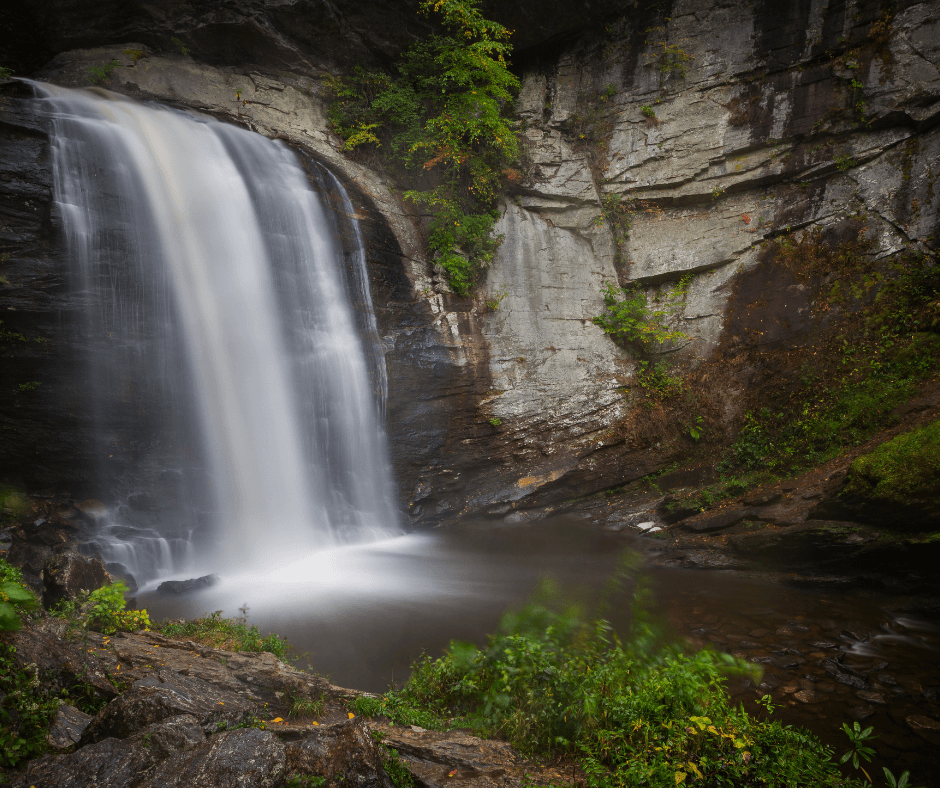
675 773 687 785
348 712 356 719
312 721 319 726
271 717 284 723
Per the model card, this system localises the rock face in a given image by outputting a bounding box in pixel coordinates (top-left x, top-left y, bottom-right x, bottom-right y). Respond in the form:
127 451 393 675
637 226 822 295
1 0 939 526
42 550 112 608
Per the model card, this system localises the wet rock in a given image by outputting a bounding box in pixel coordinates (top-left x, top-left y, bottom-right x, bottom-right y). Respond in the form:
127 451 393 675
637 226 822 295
906 715 940 735
157 574 220 595
42 550 112 609
9 618 118 705
856 690 888 705
134 714 207 760
743 493 782 506
15 735 157 788
106 562 139 594
376 724 526 788
848 706 876 721
141 728 285 788
681 509 751 534
74 500 109 522
284 716 392 788
772 654 805 669
80 672 257 744
793 690 824 704
811 641 839 649
749 629 769 638
47 703 93 751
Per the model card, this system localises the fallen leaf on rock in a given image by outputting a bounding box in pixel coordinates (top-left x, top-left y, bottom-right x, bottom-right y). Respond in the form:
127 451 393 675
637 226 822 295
348 712 355 719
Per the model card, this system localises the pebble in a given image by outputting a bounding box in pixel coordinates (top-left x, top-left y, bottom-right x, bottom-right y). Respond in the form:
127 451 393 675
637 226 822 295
906 715 940 734
749 629 769 638
794 690 824 704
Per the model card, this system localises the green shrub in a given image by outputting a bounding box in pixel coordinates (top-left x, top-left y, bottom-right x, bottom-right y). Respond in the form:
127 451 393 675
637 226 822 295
87 59 119 84
355 560 848 787
0 642 59 768
0 557 37 631
845 418 940 503
326 0 520 295
593 280 688 354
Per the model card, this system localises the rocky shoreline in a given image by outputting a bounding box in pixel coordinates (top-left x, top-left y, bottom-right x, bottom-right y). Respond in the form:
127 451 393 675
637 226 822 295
2 615 578 788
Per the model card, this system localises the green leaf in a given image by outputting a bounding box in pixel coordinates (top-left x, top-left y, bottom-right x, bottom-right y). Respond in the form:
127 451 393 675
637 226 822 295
0 600 21 631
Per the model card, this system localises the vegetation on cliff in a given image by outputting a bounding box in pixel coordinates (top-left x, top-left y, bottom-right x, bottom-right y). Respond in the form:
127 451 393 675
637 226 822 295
326 0 520 295
844 418 940 504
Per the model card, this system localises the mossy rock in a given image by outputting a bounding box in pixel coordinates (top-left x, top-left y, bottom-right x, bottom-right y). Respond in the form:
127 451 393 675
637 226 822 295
815 419 940 529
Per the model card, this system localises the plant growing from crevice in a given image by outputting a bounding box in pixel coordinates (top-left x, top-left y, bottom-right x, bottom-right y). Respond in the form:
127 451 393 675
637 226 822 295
326 0 520 296
87 59 120 85
593 277 689 354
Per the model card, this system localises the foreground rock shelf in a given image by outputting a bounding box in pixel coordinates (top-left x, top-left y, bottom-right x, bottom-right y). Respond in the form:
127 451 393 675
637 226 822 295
4 621 570 788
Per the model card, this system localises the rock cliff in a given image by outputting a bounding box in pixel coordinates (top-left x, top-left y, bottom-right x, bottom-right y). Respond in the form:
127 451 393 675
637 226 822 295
0 0 938 527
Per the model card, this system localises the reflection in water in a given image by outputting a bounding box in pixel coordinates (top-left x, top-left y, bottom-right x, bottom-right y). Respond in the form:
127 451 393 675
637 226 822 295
140 518 940 785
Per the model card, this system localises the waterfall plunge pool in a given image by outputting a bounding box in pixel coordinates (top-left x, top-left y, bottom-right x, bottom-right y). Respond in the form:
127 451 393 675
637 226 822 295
137 516 940 784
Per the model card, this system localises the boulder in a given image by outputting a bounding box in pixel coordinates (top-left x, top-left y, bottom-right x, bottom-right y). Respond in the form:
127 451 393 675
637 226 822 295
140 728 286 788
284 716 392 788
42 550 112 610
80 672 257 745
157 575 220 595
15 735 157 788
47 703 93 751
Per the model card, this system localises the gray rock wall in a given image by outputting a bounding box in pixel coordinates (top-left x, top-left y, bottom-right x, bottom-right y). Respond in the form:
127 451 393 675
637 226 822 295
1 0 938 524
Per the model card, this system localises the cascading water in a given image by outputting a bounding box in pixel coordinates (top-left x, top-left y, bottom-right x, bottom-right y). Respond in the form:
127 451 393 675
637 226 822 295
33 83 399 582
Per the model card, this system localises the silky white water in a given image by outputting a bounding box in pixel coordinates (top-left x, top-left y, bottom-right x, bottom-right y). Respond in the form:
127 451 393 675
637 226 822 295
35 84 399 579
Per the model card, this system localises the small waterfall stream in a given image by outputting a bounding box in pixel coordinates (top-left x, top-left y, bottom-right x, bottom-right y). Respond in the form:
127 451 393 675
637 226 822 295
34 84 399 580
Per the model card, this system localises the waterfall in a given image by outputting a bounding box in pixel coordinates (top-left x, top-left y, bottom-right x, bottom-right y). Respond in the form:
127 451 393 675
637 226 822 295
33 83 399 580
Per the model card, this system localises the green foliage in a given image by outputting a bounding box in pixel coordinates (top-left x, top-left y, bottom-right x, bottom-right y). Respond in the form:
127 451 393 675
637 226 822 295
0 65 12 80
87 59 119 85
284 774 327 788
720 245 940 479
355 561 848 788
593 279 689 355
635 359 685 398
641 104 656 119
0 557 37 631
17 381 40 392
326 0 520 295
659 42 694 77
288 692 324 721
155 610 291 659
840 721 876 781
87 582 151 634
170 37 190 56
884 767 924 788
376 741 415 788
488 416 502 427
835 154 857 171
845 418 940 503
51 581 151 635
0 641 59 768
1 484 30 527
